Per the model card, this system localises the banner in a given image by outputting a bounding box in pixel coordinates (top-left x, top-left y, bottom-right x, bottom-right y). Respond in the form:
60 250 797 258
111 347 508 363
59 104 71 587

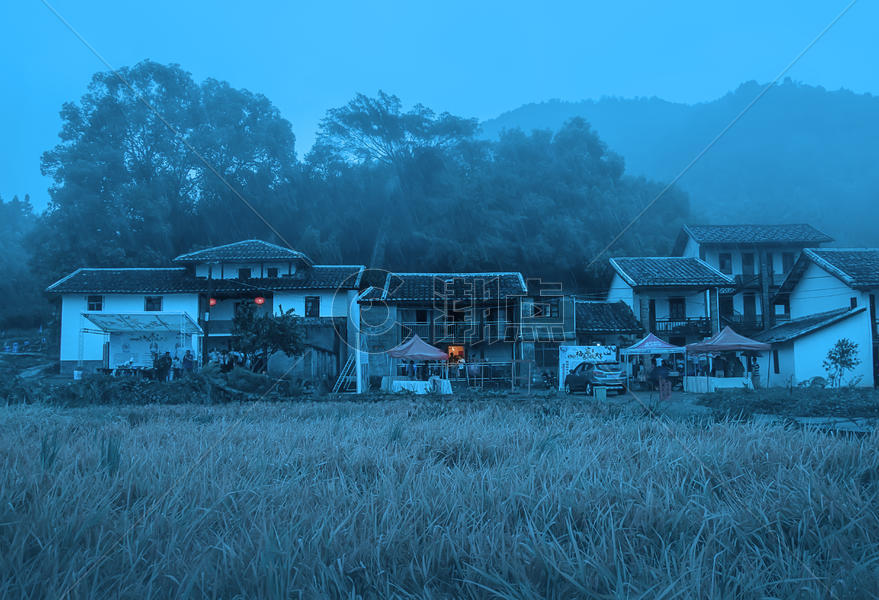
558 345 618 390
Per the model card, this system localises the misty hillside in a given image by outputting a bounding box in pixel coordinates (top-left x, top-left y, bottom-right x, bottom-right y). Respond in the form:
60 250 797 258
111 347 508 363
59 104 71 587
482 80 879 247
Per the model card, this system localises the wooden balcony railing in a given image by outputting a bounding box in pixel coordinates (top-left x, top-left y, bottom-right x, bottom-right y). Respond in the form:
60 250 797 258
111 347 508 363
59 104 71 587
653 317 712 337
400 321 514 343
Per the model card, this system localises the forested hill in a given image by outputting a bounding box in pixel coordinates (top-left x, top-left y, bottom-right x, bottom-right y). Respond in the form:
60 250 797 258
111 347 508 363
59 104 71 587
482 81 879 246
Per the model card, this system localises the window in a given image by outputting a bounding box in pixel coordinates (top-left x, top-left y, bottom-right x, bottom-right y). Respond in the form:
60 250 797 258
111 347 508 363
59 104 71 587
765 252 775 275
305 296 320 317
266 267 279 278
144 296 163 311
718 253 732 275
782 252 795 273
773 349 780 374
238 268 252 280
851 297 858 309
86 295 103 311
668 297 686 320
415 309 428 324
531 299 560 319
741 253 755 276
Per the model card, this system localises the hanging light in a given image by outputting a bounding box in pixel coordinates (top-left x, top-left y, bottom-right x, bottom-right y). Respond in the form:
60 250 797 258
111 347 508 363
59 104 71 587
209 298 217 307
254 296 266 305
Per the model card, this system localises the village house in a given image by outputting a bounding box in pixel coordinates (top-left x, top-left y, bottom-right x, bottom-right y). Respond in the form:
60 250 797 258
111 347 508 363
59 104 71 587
47 240 364 378
672 224 833 334
357 272 528 385
606 257 732 345
753 248 879 387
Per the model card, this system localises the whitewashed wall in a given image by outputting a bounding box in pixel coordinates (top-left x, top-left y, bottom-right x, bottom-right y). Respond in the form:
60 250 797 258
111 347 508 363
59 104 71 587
60 293 199 363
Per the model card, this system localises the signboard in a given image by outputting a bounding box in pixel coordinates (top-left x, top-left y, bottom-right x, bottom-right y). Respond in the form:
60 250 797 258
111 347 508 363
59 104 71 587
558 345 618 390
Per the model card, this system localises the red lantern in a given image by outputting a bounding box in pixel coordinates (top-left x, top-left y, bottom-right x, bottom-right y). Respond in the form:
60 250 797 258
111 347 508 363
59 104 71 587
254 296 266 305
209 298 217 307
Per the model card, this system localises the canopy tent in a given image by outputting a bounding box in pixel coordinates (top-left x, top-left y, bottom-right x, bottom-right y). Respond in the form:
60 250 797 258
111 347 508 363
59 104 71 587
621 333 685 356
684 326 770 392
620 332 685 388
82 312 203 334
387 334 449 361
686 326 770 354
81 312 203 369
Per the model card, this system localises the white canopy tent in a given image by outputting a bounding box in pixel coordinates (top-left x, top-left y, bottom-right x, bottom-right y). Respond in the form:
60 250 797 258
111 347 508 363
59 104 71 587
81 312 203 368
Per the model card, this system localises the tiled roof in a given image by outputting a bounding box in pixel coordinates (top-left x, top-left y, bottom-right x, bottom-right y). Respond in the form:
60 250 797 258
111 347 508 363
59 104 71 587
378 272 527 303
173 240 313 265
679 224 832 247
753 307 866 344
804 248 879 289
610 257 733 288
47 266 364 294
575 301 643 334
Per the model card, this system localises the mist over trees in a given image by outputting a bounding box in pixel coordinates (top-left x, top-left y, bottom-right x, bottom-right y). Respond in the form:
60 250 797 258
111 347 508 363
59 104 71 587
483 80 879 246
12 60 690 328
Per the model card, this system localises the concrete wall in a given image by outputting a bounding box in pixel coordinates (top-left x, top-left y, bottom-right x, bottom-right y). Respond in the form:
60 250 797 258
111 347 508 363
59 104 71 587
606 274 635 310
789 262 866 318
630 289 708 321
273 289 353 318
792 311 873 387
195 261 298 279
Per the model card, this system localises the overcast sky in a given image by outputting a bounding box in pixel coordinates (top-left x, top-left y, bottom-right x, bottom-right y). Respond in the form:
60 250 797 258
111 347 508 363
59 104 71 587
1 0 875 209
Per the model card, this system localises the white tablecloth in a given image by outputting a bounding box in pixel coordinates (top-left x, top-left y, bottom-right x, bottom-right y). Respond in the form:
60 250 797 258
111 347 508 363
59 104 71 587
389 379 453 395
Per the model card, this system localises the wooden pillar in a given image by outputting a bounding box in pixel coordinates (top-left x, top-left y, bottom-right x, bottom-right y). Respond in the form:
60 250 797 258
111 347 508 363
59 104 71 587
758 250 772 331
708 287 720 335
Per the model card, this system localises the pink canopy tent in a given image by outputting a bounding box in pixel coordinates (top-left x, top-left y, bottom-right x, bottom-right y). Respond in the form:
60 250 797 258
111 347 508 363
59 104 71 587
685 326 770 392
686 326 770 354
621 333 685 356
621 332 685 387
387 334 449 361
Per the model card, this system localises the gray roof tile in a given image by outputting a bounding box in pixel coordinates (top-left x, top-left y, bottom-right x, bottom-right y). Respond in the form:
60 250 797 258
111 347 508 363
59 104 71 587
610 257 733 288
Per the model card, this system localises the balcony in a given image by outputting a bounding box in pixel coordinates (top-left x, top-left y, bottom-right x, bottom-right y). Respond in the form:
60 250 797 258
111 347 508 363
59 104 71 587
733 273 788 289
653 317 711 338
721 314 764 335
400 321 514 344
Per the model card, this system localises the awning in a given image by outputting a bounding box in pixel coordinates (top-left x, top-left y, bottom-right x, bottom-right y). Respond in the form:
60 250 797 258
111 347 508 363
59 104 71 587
83 312 203 335
686 325 769 354
621 333 685 355
387 334 449 361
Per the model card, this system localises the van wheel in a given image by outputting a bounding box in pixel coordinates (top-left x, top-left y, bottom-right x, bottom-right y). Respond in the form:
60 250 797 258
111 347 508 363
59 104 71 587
564 383 572 395
585 383 593 397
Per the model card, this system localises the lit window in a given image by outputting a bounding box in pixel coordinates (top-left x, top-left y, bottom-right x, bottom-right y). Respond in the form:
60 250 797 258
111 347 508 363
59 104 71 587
87 295 103 311
144 296 163 311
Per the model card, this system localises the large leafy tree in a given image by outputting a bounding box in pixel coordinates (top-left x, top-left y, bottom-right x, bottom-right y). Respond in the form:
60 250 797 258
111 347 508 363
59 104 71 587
0 195 46 328
232 302 305 370
36 60 298 282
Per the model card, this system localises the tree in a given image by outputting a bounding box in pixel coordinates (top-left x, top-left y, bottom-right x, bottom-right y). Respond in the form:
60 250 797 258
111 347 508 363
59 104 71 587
232 303 305 371
36 60 298 282
823 338 861 387
0 195 47 329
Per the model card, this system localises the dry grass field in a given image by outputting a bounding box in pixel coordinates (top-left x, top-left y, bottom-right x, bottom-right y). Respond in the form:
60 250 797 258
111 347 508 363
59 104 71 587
1 398 878 599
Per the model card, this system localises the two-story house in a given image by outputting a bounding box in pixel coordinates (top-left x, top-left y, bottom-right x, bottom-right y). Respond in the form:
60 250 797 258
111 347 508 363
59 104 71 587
672 224 833 334
754 248 878 387
606 257 733 345
48 240 364 376
357 272 527 382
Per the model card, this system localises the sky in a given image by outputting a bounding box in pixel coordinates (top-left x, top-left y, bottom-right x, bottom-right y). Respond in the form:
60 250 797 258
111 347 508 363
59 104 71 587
1 0 876 210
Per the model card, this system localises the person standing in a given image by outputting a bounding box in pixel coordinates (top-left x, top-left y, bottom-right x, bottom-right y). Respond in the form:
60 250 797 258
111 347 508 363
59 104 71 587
182 350 195 374
157 351 173 382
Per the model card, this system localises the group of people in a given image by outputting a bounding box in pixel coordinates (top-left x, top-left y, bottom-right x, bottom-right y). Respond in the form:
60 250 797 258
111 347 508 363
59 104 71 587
150 349 196 381
206 349 267 373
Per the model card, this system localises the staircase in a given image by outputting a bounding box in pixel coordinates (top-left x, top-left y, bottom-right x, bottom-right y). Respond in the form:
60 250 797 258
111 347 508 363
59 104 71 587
332 354 357 394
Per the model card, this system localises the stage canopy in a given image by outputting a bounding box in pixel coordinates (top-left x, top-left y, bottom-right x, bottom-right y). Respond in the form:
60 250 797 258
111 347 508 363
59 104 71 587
387 334 449 361
686 326 770 354
621 333 685 356
83 312 203 334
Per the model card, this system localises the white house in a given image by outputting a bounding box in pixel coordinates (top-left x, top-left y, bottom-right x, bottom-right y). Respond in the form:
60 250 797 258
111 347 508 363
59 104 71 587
754 248 878 388
607 257 733 345
672 224 832 334
47 240 364 376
